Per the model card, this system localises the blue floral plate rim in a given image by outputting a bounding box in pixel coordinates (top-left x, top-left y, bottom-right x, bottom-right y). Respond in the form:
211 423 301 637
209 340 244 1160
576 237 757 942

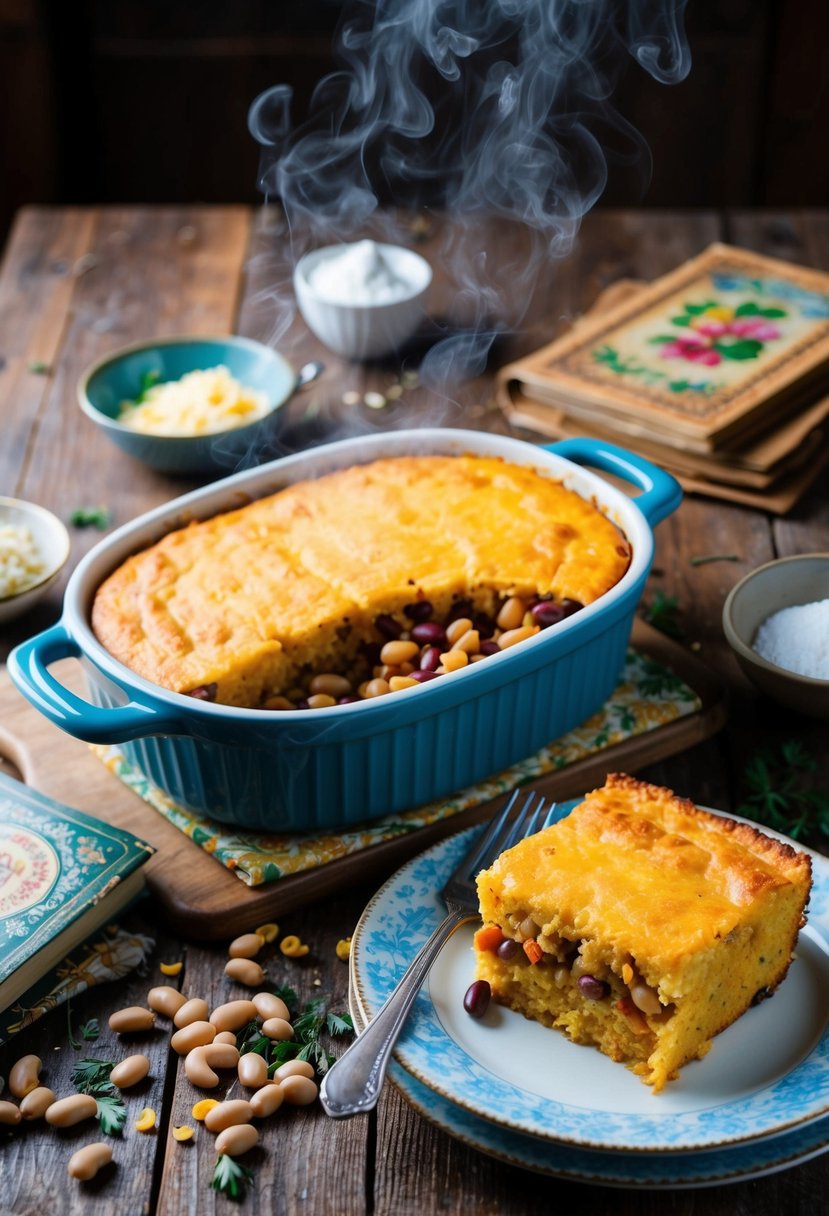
349 999 829 1188
350 803 829 1154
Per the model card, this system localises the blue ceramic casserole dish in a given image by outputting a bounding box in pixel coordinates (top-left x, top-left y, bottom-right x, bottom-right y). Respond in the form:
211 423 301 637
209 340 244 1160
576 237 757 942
8 429 681 831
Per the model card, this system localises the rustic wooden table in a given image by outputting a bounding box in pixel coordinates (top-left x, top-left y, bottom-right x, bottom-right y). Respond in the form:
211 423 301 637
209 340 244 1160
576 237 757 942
0 205 827 1215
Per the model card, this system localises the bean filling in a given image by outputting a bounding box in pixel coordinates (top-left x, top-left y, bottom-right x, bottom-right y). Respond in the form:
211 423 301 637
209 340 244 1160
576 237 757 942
237 592 583 712
476 923 666 1020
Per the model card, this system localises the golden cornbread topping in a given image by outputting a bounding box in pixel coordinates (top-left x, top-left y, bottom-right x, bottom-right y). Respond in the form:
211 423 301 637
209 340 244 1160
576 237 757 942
91 454 631 709
475 774 812 1090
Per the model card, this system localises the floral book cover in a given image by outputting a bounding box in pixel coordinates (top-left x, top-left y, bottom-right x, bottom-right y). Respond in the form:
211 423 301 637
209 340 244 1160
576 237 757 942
0 771 154 994
499 244 829 448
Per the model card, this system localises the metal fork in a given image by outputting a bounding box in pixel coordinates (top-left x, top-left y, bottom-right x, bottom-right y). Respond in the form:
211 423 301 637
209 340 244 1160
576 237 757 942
319 789 547 1118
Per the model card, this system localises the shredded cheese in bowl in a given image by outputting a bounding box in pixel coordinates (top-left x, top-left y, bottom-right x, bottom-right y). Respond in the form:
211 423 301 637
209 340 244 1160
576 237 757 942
0 523 46 599
118 365 271 437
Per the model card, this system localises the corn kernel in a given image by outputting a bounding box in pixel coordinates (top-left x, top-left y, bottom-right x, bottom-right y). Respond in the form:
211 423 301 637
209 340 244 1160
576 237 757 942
172 1125 195 1142
254 922 279 943
280 934 310 958
159 961 183 976
135 1107 156 1132
335 937 352 961
192 1098 220 1121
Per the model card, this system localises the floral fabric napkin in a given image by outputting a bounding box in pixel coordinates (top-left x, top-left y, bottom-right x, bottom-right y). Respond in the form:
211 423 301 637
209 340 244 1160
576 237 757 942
93 649 699 888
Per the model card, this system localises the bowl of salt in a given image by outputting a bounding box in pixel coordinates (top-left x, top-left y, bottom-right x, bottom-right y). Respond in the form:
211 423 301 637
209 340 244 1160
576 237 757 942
723 553 829 719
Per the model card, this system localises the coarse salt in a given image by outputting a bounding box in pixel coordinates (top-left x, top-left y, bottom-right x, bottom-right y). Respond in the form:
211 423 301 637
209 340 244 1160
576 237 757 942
306 240 417 306
0 523 46 599
752 598 829 680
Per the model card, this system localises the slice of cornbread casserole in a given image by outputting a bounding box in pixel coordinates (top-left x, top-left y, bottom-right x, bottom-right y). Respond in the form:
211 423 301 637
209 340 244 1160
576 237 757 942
474 773 812 1091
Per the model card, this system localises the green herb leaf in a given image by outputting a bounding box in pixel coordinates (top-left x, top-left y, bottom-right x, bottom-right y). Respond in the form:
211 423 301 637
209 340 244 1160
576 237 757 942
135 369 161 403
72 1058 116 1093
27 361 50 375
69 506 112 530
326 1011 353 1036
271 984 298 1014
212 1154 254 1202
737 741 829 842
80 1018 100 1042
640 590 685 641
95 1091 127 1137
689 554 739 566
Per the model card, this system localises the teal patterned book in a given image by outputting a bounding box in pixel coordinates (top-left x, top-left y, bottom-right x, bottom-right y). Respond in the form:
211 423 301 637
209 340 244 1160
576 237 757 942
0 770 154 1014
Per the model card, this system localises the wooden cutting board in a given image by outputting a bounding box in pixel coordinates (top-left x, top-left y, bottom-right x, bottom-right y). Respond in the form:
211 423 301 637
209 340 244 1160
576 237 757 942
0 620 726 941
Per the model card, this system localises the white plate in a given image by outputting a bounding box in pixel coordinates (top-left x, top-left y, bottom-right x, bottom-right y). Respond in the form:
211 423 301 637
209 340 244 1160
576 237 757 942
350 805 829 1154
350 999 829 1188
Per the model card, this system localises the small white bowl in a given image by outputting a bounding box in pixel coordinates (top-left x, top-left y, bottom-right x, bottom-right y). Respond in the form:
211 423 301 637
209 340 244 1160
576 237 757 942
294 242 432 361
0 497 70 626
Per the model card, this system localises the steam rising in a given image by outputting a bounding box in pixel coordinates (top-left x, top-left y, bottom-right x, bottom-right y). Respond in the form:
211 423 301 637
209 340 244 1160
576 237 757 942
247 0 690 402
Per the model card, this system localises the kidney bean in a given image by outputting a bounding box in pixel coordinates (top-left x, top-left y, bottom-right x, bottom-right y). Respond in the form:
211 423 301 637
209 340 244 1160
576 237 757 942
479 639 501 656
409 669 440 682
419 645 442 671
411 621 446 646
228 933 264 960
473 612 496 639
374 614 402 640
531 601 567 627
404 600 433 622
560 598 584 617
0 1101 22 1126
496 938 520 961
338 695 361 704
447 598 473 622
261 1016 294 1041
578 975 610 1000
463 980 491 1018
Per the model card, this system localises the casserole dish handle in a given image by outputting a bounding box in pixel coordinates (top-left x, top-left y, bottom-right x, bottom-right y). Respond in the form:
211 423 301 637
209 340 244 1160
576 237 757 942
8 624 181 744
543 438 682 527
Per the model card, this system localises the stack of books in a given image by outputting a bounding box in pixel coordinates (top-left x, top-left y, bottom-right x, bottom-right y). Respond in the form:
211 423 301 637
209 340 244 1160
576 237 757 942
497 244 829 513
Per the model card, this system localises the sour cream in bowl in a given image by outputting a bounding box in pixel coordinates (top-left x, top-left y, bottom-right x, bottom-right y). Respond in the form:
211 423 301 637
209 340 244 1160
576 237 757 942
294 240 432 361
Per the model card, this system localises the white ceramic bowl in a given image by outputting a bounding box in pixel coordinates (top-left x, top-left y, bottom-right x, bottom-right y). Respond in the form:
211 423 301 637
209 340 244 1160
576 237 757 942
293 242 432 361
0 497 70 626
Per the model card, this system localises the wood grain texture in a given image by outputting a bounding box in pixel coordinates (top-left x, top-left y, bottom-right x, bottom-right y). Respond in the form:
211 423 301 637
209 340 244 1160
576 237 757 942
0 918 177 1216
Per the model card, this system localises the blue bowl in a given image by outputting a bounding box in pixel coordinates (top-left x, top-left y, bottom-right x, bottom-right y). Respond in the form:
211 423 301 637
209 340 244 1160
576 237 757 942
78 335 297 475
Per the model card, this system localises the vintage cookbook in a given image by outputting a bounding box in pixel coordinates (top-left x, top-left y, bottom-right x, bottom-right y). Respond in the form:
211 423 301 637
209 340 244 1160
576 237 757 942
499 243 829 451
0 771 154 1014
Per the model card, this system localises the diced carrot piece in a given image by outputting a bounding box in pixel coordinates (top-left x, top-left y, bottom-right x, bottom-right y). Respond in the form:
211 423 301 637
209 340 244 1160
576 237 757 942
523 939 544 965
616 998 649 1036
473 924 505 953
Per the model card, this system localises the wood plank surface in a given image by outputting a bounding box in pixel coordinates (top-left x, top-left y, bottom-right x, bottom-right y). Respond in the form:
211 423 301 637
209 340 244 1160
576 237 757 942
1 205 828 1216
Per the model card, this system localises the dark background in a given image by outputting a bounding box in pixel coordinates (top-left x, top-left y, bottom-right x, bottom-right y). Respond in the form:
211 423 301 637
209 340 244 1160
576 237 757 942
1 0 828 242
